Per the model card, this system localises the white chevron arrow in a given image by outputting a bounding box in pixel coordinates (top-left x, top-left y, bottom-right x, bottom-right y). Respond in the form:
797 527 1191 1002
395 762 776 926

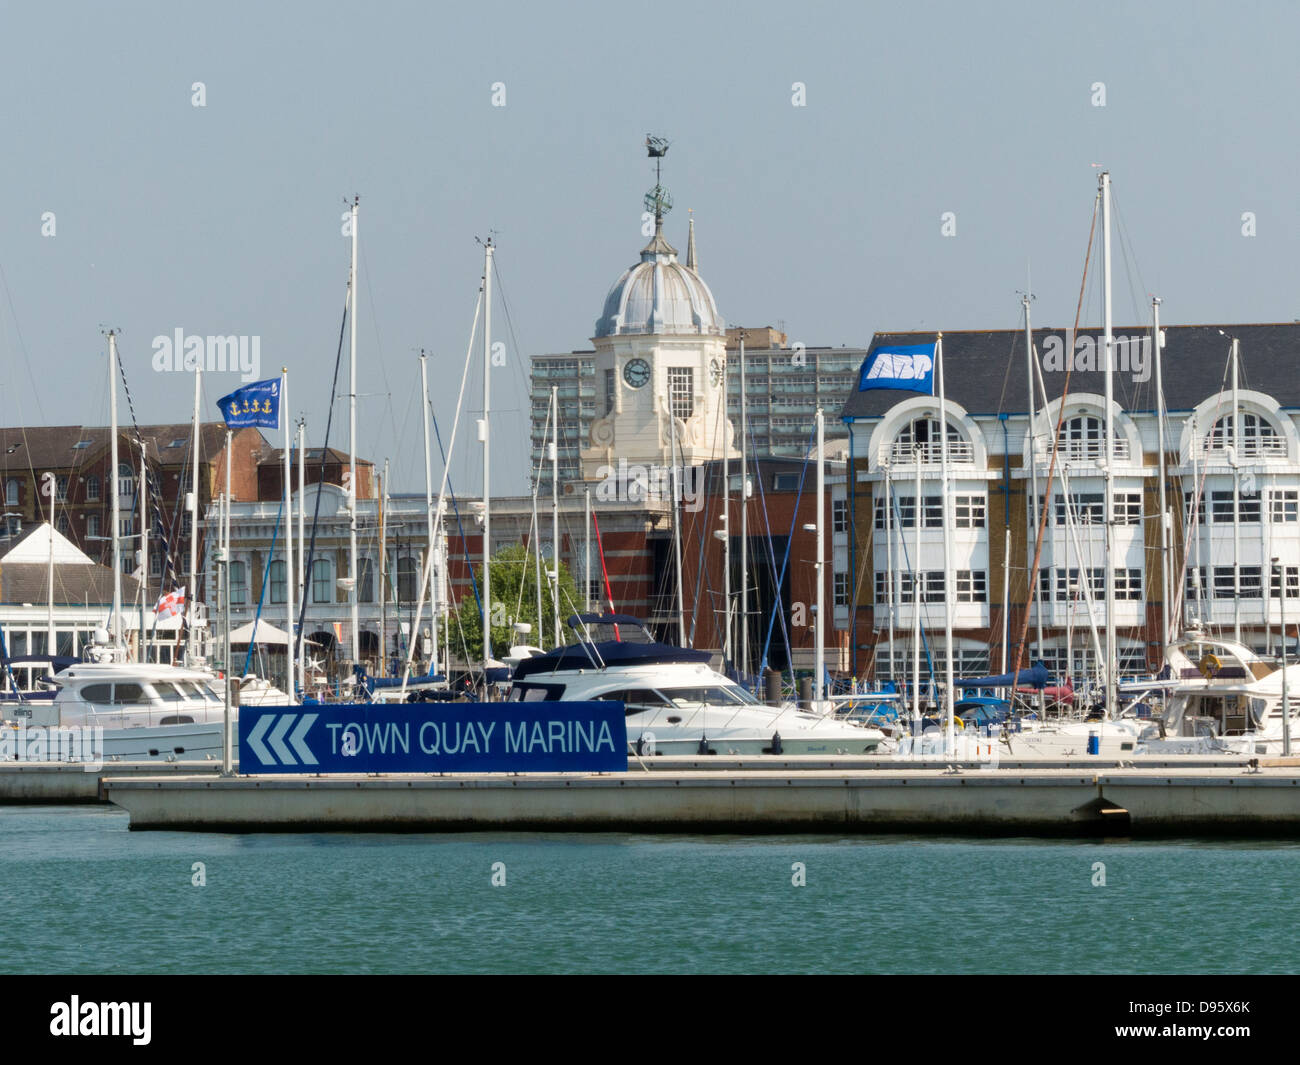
268 714 297 765
246 714 275 765
289 713 318 765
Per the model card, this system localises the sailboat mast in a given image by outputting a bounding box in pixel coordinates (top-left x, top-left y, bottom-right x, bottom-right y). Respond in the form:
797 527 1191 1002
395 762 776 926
297 417 306 693
348 196 361 665
1232 337 1242 646
1024 294 1045 702
550 384 560 648
670 411 686 647
282 369 295 702
937 335 956 753
722 359 731 665
106 331 121 651
419 352 436 674
379 459 388 677
584 487 592 613
739 334 748 681
814 406 825 710
1100 170 1117 718
482 238 494 666
188 357 201 662
1153 297 1170 657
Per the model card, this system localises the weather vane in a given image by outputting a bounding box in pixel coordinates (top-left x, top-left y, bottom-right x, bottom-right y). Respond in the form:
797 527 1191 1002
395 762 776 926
644 134 672 220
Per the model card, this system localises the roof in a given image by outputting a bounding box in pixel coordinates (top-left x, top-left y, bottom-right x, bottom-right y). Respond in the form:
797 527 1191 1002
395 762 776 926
259 447 373 467
0 523 92 565
0 561 142 606
839 323 1300 422
0 422 261 474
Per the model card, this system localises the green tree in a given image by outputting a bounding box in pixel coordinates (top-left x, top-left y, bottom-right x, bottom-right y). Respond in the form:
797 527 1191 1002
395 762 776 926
445 543 584 662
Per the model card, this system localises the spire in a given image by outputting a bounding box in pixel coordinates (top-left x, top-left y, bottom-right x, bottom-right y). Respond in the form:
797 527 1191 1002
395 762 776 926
685 210 697 271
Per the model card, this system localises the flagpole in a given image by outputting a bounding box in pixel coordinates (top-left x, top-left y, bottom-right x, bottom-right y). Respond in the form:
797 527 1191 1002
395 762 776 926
282 368 295 704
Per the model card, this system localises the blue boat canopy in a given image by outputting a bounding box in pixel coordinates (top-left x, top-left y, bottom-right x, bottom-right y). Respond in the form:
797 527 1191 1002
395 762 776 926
955 662 1054 689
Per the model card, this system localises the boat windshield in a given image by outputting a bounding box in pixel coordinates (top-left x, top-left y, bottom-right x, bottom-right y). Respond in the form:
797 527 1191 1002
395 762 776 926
150 681 188 702
658 685 760 707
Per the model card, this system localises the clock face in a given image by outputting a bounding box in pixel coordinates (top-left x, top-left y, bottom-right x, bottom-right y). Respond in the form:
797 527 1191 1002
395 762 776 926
623 358 651 389
709 358 723 387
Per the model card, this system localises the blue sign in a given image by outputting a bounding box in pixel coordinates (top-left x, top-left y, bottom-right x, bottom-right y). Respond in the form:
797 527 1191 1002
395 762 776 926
217 378 281 429
238 702 627 774
858 342 936 394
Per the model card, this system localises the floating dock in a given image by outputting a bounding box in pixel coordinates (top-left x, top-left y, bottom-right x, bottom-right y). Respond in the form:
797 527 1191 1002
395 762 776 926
0 753 1257 804
104 763 1300 836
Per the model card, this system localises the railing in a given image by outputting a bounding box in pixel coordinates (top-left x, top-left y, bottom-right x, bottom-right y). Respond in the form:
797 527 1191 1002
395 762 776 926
887 440 975 464
1035 438 1131 462
1201 438 1287 459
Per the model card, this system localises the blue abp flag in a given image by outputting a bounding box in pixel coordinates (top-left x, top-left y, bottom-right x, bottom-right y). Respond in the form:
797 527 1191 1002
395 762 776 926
217 378 281 429
858 342 936 394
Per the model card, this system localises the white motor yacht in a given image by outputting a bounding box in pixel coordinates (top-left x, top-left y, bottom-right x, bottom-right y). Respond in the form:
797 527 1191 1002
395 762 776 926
506 615 885 755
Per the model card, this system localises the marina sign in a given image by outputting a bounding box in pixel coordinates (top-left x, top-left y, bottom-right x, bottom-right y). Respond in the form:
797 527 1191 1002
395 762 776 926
238 702 627 774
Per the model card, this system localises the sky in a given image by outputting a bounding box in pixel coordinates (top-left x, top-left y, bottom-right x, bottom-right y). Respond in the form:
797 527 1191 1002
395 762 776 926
1 0 1297 497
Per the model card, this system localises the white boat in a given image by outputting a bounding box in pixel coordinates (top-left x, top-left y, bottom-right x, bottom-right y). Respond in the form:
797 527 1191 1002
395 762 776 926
506 615 885 755
16 660 238 762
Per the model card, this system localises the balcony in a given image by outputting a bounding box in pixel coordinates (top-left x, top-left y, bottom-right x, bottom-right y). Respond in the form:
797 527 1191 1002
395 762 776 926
888 440 975 465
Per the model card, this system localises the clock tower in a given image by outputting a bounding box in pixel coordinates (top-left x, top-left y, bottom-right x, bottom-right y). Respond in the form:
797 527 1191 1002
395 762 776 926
582 138 736 482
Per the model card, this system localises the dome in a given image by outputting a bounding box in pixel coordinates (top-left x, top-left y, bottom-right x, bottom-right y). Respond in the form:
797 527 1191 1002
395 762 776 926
594 220 724 339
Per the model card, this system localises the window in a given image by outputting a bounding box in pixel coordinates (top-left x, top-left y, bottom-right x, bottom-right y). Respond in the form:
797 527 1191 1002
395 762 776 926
1113 568 1142 600
229 561 247 606
85 475 100 501
1054 493 1104 526
1185 566 1207 602
359 558 375 603
874 494 917 530
834 571 849 606
954 570 987 603
1114 493 1142 525
832 498 848 533
117 463 134 500
1269 489 1298 523
118 516 133 538
150 552 163 578
396 557 418 602
87 513 100 539
1270 565 1300 598
72 439 93 450
604 368 616 414
1185 491 1206 525
55 514 70 535
3 479 16 506
1061 415 1104 459
952 494 986 528
668 367 694 421
588 578 604 605
896 571 946 603
893 417 966 463
269 560 287 604
312 559 332 604
1211 490 1260 524
1040 567 1105 601
55 475 69 502
1205 412 1282 457
1212 566 1261 599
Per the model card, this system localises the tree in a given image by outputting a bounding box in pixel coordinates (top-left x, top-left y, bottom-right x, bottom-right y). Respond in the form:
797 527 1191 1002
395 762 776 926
446 543 584 662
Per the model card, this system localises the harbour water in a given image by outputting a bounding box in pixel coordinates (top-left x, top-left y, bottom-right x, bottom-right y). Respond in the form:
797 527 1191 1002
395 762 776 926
1 806 1296 975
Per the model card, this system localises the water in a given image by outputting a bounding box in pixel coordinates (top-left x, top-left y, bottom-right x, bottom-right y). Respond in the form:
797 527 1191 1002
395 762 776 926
1 806 1297 974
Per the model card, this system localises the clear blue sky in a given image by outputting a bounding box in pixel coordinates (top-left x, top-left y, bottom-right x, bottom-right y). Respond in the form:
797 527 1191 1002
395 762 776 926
1 0 1296 495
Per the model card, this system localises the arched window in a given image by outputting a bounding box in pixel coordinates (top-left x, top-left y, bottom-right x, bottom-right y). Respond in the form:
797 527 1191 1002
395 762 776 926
358 558 375 603
117 463 135 499
269 560 287 604
3 479 16 506
397 557 418 602
891 416 967 463
1205 412 1283 458
229 561 247 606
